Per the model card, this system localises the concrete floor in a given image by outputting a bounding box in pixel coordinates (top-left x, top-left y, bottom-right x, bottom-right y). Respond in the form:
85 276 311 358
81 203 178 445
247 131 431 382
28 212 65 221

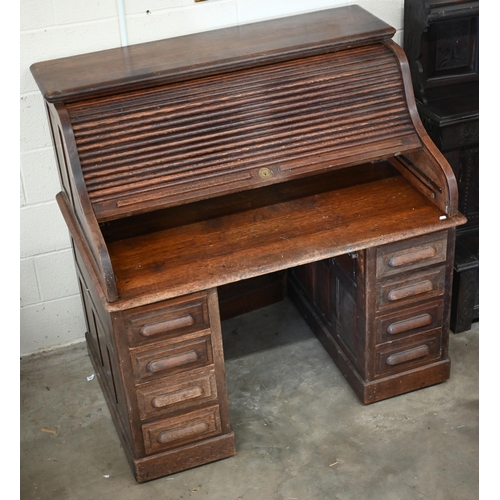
20 299 479 500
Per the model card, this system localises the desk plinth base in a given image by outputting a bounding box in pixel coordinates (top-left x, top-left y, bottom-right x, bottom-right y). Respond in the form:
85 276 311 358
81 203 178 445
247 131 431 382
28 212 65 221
132 433 236 483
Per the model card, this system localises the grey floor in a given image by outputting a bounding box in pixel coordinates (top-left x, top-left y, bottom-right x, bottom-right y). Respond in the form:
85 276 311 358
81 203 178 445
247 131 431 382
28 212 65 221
20 299 479 500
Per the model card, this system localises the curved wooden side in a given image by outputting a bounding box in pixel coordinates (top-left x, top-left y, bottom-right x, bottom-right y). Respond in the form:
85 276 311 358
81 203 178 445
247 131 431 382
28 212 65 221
48 101 118 301
384 39 461 217
56 191 117 302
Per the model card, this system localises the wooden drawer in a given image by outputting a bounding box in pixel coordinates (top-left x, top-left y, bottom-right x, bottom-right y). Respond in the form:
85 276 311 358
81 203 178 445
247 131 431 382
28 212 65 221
123 292 210 347
375 300 444 345
376 232 447 279
376 265 445 313
374 331 442 378
142 405 222 455
130 334 213 384
136 368 218 420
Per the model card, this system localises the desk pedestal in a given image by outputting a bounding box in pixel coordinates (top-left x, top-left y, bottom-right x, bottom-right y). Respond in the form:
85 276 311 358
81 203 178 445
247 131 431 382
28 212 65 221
75 243 236 482
289 229 454 404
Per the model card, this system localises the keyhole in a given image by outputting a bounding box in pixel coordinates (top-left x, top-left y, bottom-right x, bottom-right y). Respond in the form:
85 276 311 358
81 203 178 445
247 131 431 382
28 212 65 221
259 168 273 179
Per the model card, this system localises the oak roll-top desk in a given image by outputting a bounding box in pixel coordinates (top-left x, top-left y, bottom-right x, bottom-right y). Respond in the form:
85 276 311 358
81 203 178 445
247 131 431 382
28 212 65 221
31 5 466 483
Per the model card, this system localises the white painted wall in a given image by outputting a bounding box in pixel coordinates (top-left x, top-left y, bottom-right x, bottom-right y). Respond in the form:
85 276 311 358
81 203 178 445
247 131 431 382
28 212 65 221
20 0 404 356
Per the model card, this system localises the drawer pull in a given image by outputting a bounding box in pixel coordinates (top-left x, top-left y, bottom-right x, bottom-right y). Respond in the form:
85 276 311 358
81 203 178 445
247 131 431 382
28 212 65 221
151 386 203 408
387 280 433 301
388 246 437 268
386 345 430 366
140 315 195 337
147 350 199 373
157 421 209 444
387 313 432 335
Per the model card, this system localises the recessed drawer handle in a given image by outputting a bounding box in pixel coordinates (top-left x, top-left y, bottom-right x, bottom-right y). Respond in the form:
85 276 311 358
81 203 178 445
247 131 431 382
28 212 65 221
151 386 203 408
387 280 433 301
388 246 437 268
147 350 199 373
387 313 432 335
386 345 430 366
157 421 209 444
140 315 195 337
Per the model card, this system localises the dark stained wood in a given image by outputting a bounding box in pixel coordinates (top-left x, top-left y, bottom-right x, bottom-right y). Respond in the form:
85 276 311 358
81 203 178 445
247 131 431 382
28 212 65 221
31 5 467 482
403 0 479 332
404 0 478 102
64 44 421 222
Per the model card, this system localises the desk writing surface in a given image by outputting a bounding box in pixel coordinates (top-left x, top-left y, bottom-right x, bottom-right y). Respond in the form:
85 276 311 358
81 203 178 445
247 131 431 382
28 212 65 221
106 162 461 309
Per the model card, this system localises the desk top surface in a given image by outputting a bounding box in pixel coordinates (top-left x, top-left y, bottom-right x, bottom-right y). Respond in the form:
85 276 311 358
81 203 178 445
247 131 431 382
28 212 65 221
30 5 394 103
104 162 464 311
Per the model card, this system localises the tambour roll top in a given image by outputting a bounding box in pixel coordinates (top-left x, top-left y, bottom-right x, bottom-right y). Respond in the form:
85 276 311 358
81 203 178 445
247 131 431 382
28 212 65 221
31 5 424 223
64 43 421 221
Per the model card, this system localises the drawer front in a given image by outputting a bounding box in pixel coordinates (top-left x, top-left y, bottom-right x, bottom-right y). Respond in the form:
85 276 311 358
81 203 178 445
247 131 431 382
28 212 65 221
142 405 222 455
124 292 209 346
136 368 218 420
130 335 213 384
376 266 445 313
374 331 442 378
376 232 448 279
375 300 444 345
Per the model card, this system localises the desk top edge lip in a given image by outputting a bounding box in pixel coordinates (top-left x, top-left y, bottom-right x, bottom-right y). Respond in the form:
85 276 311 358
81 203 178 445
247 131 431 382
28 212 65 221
30 5 395 104
104 216 466 314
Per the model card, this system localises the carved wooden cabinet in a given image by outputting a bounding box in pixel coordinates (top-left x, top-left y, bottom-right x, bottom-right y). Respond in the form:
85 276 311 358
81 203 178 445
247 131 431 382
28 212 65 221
403 0 479 332
31 6 465 482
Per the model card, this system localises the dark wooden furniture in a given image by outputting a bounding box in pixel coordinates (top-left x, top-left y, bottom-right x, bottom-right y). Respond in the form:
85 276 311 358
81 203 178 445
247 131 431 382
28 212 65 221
31 5 466 483
403 0 478 332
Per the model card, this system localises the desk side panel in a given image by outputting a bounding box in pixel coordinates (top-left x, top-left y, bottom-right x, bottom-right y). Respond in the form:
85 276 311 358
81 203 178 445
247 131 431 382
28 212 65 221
384 40 461 216
49 101 118 301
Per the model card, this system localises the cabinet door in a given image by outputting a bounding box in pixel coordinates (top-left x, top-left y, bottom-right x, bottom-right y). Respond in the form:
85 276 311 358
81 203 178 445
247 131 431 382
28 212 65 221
330 256 367 378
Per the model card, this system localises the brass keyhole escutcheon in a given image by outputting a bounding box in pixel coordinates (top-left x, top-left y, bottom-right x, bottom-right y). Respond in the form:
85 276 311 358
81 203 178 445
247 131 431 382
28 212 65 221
259 167 273 179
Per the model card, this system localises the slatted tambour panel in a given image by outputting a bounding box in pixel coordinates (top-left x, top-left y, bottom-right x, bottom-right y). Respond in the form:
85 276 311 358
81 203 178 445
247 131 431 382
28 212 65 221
66 44 421 221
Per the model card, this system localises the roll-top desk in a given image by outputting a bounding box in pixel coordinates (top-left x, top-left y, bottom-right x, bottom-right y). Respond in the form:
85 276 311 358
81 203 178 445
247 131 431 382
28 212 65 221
31 5 466 483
